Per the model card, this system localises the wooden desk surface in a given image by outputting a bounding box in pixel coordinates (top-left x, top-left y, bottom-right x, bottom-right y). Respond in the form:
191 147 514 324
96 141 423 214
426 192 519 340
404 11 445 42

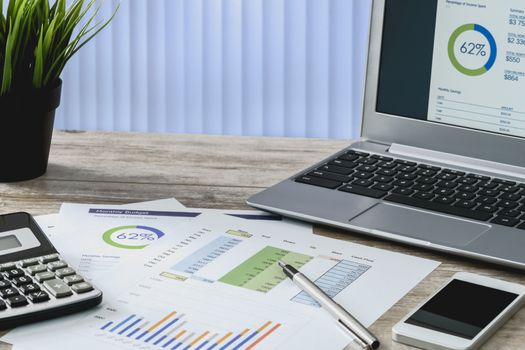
0 130 524 350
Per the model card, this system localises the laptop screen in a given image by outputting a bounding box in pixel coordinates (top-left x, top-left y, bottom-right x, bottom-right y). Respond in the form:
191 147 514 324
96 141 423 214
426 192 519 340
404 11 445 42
377 0 525 139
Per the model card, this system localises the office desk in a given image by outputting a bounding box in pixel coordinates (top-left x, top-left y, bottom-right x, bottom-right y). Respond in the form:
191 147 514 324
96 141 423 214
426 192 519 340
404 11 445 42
0 130 523 350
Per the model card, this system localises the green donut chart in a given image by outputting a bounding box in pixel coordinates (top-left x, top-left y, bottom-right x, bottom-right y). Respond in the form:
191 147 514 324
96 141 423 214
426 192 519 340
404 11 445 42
102 225 165 249
448 23 497 76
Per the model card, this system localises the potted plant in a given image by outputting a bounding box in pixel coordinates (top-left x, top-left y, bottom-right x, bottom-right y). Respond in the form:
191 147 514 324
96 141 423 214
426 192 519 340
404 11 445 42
0 0 117 182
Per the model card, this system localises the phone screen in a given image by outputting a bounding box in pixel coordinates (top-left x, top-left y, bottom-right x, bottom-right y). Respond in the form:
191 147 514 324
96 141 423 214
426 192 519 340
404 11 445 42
405 279 518 339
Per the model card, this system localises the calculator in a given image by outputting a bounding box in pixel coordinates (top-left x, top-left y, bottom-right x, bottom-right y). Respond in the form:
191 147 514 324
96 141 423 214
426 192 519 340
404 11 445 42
0 212 102 329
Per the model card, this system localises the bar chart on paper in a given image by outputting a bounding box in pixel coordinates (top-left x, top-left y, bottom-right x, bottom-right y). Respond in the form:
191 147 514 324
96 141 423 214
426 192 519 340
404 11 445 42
97 308 281 350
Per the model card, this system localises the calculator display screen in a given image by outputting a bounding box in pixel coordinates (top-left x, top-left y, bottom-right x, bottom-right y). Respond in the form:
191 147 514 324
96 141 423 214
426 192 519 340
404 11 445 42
0 235 22 251
406 279 518 339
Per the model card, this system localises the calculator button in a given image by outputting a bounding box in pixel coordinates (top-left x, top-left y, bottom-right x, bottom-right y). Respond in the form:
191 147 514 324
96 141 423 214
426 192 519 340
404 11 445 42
20 258 40 268
44 279 73 298
28 291 49 303
7 295 28 308
63 275 84 286
71 282 93 294
0 288 19 298
40 254 60 264
47 261 67 272
5 269 24 279
20 283 40 295
12 276 32 287
35 272 56 283
0 281 12 290
27 264 47 276
0 263 15 272
56 267 75 278
0 300 6 310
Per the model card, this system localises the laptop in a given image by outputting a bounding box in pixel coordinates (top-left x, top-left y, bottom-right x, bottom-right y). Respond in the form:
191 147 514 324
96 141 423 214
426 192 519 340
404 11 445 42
248 0 525 270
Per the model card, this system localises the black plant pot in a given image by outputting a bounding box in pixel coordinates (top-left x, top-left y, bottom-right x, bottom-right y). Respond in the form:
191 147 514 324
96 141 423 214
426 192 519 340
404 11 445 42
0 80 62 182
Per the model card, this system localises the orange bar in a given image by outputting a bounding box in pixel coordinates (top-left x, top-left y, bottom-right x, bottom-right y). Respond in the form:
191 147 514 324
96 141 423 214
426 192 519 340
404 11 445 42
257 321 272 333
174 330 187 340
215 331 233 345
189 331 210 347
239 328 250 337
245 324 282 350
148 311 177 332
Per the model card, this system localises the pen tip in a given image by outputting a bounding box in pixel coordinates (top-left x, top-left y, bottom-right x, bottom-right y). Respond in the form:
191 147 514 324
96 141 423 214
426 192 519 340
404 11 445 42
278 260 286 268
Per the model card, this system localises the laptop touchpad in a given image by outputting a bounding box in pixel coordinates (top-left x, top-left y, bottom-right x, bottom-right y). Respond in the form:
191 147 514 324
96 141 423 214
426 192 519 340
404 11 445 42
350 203 490 247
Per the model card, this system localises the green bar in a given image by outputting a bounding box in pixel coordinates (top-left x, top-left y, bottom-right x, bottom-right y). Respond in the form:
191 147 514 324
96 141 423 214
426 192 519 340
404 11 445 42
219 246 313 293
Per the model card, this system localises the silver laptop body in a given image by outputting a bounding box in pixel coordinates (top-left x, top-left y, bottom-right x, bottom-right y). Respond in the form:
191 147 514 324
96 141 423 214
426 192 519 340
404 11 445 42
248 0 525 270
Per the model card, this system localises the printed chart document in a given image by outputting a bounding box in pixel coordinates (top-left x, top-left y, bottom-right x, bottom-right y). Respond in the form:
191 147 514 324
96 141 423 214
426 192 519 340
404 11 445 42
428 0 525 137
51 203 312 287
4 213 439 350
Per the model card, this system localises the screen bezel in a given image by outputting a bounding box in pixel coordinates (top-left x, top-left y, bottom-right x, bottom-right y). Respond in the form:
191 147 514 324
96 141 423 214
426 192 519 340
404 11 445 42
362 0 525 168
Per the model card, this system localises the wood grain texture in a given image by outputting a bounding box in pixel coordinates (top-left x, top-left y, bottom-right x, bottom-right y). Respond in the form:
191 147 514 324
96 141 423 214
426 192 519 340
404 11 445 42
0 130 524 350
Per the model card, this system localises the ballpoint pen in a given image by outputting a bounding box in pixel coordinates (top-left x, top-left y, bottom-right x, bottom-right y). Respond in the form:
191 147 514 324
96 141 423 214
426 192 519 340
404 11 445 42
278 260 380 350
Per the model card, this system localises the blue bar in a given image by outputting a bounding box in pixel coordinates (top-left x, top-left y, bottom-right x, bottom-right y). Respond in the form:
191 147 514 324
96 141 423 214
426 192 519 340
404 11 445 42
136 330 149 340
110 314 136 333
219 333 243 350
101 321 113 330
119 318 142 335
232 331 259 350
164 337 176 348
196 341 209 350
172 342 183 350
145 317 180 343
207 344 217 350
127 328 141 337
155 335 168 345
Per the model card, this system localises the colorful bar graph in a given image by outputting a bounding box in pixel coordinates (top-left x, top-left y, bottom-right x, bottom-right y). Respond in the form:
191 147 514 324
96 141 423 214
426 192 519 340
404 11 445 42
219 328 250 350
245 324 282 350
146 314 183 343
100 321 113 330
173 332 195 349
232 322 271 350
195 334 217 350
137 311 177 340
100 312 281 350
171 236 242 275
291 260 370 307
119 318 142 335
219 246 313 293
110 314 136 332
207 332 233 350
184 331 209 350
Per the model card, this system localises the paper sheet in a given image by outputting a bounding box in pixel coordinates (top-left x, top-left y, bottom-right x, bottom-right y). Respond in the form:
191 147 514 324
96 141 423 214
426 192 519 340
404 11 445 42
47 202 311 288
4 213 439 350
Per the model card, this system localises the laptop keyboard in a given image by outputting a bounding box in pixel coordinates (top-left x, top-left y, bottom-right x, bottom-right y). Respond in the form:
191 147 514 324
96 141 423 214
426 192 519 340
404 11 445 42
295 150 525 229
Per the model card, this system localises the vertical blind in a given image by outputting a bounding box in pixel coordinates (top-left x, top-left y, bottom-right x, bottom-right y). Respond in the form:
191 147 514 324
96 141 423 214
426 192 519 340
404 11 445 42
54 0 372 139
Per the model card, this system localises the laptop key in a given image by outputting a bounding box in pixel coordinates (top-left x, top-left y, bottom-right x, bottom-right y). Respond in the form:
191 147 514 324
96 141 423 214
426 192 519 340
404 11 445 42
493 179 516 186
372 175 394 183
339 185 387 199
372 183 394 192
319 165 353 176
308 171 351 183
455 192 476 200
353 179 374 188
296 176 342 190
377 168 397 176
354 172 374 180
497 200 519 209
371 155 393 162
329 159 359 169
347 150 369 157
477 196 498 205
394 159 416 166
498 209 521 218
478 205 498 213
434 196 456 205
491 216 519 227
413 192 435 201
455 200 476 209
393 188 415 196
500 193 522 201
338 154 359 162
384 194 492 221
377 162 397 169
418 164 441 171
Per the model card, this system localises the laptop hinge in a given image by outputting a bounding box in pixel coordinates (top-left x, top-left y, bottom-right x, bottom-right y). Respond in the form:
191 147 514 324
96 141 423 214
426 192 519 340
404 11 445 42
388 143 525 180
